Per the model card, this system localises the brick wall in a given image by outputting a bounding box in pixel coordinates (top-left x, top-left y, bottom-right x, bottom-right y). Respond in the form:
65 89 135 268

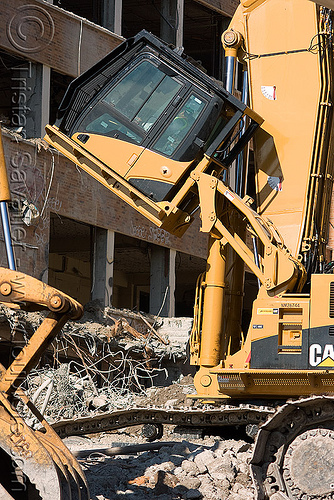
0 132 209 281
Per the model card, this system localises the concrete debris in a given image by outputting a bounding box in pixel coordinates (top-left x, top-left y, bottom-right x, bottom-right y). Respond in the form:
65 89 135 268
20 362 140 422
154 316 193 359
19 364 195 425
66 433 255 500
0 302 192 362
0 301 194 421
103 306 192 359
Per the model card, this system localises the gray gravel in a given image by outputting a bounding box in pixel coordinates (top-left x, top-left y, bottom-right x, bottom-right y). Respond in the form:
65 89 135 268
65 428 256 500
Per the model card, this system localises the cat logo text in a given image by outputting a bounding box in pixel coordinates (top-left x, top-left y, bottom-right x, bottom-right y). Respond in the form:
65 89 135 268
309 344 334 368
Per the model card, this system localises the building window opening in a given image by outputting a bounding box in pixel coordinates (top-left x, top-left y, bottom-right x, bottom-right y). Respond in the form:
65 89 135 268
113 233 150 312
48 213 92 305
175 252 206 317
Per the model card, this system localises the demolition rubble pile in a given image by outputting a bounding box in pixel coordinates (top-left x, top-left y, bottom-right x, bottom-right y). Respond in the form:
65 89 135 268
1 303 257 498
0 303 193 421
67 433 255 500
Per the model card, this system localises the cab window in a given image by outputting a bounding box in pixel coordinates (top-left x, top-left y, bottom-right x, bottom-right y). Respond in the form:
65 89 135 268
153 94 206 156
76 60 182 143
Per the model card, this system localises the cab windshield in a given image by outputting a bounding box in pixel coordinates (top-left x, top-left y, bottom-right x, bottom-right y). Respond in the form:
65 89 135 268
76 60 182 144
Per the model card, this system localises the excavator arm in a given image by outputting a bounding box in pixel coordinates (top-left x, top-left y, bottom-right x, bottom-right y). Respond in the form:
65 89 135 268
0 281 89 500
191 170 304 294
224 0 334 273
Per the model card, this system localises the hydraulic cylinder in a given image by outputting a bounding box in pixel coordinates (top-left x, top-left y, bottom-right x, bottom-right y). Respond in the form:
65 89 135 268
199 236 226 367
0 127 16 271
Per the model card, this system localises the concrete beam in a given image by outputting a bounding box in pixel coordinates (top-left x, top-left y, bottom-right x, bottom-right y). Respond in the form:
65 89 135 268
0 0 123 77
193 0 239 17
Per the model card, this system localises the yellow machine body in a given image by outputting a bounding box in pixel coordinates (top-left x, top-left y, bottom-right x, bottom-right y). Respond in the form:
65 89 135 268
192 0 334 400
5 2 334 498
230 0 333 260
44 3 334 402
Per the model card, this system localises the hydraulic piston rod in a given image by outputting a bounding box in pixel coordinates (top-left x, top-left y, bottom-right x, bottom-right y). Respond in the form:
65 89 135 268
0 128 15 271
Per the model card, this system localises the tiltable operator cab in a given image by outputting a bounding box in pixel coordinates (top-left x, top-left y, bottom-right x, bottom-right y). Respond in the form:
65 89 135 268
45 30 261 237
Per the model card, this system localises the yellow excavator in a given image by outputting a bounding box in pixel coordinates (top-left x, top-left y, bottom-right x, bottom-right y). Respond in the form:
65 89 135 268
2 0 334 498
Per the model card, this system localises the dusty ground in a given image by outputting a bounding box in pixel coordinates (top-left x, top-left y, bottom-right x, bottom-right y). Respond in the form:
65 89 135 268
65 426 255 500
0 304 257 498
63 376 256 500
134 374 196 407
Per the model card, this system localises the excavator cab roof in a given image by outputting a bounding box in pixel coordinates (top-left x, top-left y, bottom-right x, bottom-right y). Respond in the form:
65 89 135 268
56 29 249 157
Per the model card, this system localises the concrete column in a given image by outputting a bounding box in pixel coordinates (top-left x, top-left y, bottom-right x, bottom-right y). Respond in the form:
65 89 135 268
11 62 50 139
11 0 52 138
149 246 176 317
101 0 122 35
92 227 114 307
40 65 51 136
160 0 184 47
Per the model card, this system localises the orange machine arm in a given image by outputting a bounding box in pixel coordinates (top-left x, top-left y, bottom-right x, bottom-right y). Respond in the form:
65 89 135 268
223 0 334 273
192 171 305 295
44 123 305 297
0 126 89 498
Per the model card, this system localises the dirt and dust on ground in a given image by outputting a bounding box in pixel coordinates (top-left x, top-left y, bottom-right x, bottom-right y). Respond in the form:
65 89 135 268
0 303 257 499
63 375 256 500
68 430 255 500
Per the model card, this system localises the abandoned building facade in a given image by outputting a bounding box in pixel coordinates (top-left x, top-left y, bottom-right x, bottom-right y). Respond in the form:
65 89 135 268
0 0 241 318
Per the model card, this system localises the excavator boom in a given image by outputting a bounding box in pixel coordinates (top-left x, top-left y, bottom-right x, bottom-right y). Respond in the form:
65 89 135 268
0 126 89 499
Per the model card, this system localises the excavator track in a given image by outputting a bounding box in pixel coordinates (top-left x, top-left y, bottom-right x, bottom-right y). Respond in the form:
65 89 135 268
50 403 276 438
51 396 334 500
251 395 334 500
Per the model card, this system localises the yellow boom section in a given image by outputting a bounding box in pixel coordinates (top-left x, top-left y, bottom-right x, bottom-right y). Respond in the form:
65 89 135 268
229 0 334 266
